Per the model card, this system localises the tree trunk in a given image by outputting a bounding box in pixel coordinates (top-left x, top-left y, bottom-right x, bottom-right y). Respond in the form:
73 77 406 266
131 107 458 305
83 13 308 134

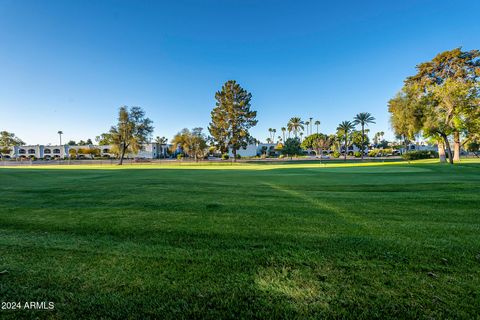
344 136 347 161
453 131 461 162
438 141 446 163
119 144 126 165
439 133 453 164
233 149 237 162
361 125 365 160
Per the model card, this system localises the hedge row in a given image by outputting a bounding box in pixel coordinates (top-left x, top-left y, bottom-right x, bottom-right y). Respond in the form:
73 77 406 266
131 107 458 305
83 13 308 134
402 150 438 160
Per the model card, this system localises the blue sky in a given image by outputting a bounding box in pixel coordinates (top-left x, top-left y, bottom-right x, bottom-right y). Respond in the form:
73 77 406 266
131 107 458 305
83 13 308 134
1 0 479 145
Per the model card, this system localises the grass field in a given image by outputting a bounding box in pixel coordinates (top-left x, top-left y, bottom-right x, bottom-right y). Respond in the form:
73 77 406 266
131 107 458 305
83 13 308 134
1 160 479 319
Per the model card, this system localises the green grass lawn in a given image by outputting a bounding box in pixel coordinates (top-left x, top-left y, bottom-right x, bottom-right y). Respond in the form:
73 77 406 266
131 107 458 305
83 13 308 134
1 160 479 319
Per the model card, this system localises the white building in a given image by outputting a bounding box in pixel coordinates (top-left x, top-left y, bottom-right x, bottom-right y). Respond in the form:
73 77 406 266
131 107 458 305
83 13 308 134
228 143 278 157
8 145 68 159
0 143 170 160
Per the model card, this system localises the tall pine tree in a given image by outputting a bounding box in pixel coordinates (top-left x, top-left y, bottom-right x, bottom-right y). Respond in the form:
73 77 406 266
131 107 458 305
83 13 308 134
209 80 258 161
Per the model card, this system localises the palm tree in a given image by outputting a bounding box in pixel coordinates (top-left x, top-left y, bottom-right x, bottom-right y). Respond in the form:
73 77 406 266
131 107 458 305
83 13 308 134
353 112 376 160
268 128 273 141
272 129 277 143
314 120 320 134
309 117 313 134
373 131 385 147
337 121 355 160
266 137 272 144
299 132 303 142
287 117 304 138
373 132 380 146
330 134 341 154
305 121 310 136
155 136 168 144
155 136 168 157
281 127 286 141
57 130 63 146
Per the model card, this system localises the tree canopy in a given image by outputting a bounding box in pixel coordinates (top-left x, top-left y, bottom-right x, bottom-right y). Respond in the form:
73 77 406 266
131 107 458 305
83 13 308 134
390 48 480 163
108 106 154 165
287 117 304 138
353 112 375 159
0 131 25 146
336 121 355 160
282 138 302 157
171 128 208 161
208 80 258 161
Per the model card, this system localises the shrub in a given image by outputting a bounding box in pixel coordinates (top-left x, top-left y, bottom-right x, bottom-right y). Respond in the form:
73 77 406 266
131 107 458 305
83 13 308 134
278 154 285 159
332 151 340 158
368 149 378 157
402 150 438 161
466 142 479 153
177 153 184 160
221 153 229 160
354 151 362 158
281 138 302 156
235 154 241 159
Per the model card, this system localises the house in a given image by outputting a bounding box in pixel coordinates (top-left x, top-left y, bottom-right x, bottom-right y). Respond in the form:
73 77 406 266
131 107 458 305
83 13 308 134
0 143 171 160
228 143 278 157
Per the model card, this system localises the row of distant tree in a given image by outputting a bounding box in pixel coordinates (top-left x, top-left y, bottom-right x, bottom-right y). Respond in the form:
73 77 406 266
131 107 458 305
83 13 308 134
2 48 478 164
91 80 257 164
263 113 378 161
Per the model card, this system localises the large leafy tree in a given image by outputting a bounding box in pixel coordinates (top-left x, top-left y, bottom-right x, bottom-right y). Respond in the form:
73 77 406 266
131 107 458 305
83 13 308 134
0 131 25 157
287 117 304 138
353 112 375 159
466 137 479 156
95 133 114 145
351 130 371 151
109 106 154 165
336 121 355 160
0 131 25 146
389 82 462 163
301 133 331 156
388 88 423 154
282 137 302 158
404 48 480 162
171 128 208 162
209 80 258 161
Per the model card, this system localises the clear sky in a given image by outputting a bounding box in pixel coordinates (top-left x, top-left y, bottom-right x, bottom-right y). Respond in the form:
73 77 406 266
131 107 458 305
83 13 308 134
1 0 479 145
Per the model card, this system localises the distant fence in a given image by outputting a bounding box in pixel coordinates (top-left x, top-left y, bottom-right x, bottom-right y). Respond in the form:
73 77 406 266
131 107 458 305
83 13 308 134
0 157 402 167
1 154 478 167
0 159 118 166
0 159 217 167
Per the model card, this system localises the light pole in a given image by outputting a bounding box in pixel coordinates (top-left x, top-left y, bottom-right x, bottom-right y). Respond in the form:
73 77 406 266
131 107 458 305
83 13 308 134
57 131 63 146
